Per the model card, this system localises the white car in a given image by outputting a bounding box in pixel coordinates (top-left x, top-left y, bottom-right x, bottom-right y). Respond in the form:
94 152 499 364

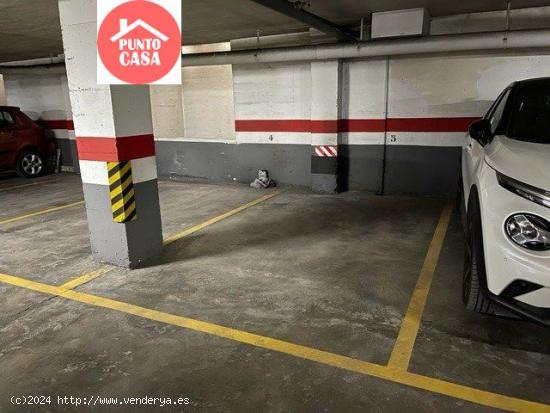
461 77 550 326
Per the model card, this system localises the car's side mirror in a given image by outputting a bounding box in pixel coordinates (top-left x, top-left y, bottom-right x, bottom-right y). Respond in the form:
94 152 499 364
468 119 492 146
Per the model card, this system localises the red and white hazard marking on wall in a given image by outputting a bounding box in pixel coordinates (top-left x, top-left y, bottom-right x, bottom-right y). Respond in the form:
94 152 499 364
314 145 338 157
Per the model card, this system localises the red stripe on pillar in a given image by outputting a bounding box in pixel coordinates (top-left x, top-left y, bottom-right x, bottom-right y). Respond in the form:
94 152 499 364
76 134 155 162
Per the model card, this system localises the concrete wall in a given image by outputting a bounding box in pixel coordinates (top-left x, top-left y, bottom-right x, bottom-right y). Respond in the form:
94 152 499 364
5 50 550 195
145 65 236 143
384 54 550 194
183 65 235 141
340 59 387 192
180 42 235 141
157 52 550 195
150 85 185 140
157 62 311 185
4 73 69 126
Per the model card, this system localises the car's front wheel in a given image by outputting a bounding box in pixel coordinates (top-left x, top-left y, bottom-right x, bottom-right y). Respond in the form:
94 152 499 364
16 149 45 178
463 191 495 314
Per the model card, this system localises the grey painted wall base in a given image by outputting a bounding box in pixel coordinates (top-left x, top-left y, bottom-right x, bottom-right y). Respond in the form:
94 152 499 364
338 145 384 193
311 154 338 192
63 140 460 197
57 138 80 173
155 141 311 187
311 173 338 192
384 146 461 196
82 179 163 268
155 141 461 196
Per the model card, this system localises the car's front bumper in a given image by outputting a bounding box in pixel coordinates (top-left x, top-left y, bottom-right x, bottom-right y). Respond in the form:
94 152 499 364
489 293 550 327
478 165 550 314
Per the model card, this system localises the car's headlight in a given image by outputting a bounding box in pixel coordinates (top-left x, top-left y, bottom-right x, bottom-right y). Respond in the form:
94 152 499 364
497 172 550 209
505 214 550 251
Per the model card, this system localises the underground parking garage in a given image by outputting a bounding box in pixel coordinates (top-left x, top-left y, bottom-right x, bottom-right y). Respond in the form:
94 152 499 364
1 0 550 411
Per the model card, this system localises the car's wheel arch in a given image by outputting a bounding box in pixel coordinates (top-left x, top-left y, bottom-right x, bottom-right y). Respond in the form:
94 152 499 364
16 145 44 160
466 184 479 216
465 184 491 294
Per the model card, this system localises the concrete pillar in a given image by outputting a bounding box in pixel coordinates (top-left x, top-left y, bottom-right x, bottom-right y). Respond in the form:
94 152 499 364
60 74 79 172
310 60 341 192
59 0 163 268
0 75 6 105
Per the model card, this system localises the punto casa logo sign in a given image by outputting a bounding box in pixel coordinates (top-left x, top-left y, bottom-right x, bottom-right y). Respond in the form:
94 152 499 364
97 0 181 84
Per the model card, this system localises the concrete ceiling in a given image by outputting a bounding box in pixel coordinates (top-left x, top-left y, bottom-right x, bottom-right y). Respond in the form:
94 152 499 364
1 0 550 62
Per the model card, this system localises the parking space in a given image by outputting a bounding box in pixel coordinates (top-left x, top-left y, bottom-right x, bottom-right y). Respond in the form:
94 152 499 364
5 0 550 409
0 174 81 220
0 176 275 284
0 290 491 412
77 190 443 365
0 294 491 413
409 214 550 404
1 175 549 412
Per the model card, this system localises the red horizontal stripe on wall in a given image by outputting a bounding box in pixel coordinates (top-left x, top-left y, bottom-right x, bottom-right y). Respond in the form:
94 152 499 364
76 134 155 162
386 117 479 132
38 119 75 130
236 117 479 133
339 119 386 133
235 120 311 133
38 117 478 134
311 120 338 133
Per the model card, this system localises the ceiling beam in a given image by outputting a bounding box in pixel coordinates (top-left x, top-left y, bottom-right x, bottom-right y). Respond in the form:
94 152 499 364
250 0 359 42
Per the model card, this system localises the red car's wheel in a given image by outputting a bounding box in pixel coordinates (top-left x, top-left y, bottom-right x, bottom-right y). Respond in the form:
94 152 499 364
16 149 45 178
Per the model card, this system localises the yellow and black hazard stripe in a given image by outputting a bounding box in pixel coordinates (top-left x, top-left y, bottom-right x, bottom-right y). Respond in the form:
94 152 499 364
108 161 137 223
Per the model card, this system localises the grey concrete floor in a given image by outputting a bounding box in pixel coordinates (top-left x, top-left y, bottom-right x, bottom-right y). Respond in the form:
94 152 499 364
0 173 549 412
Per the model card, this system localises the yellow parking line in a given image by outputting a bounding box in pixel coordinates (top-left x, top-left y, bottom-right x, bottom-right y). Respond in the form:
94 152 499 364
0 271 548 412
163 191 280 246
0 178 59 193
0 200 85 226
388 202 454 371
59 266 114 290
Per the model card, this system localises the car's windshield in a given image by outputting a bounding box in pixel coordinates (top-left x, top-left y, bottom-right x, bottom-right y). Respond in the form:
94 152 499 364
509 82 550 144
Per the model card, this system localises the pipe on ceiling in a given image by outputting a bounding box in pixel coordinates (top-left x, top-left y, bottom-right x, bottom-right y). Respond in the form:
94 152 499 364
2 29 550 74
0 64 66 75
0 54 65 68
181 29 550 66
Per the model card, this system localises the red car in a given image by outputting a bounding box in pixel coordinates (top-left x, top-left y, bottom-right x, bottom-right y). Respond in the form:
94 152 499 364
0 106 57 178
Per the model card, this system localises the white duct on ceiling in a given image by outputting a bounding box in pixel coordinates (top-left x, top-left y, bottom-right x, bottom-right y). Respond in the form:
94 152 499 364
182 29 550 67
2 29 550 74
